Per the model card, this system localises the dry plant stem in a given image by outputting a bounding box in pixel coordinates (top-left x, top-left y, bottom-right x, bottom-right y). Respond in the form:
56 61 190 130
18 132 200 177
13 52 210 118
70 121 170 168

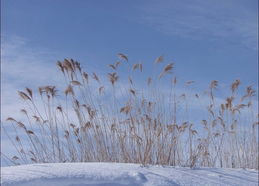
1 57 258 169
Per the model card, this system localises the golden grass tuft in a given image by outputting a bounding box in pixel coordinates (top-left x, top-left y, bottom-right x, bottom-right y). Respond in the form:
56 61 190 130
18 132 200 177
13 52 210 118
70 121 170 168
2 54 258 169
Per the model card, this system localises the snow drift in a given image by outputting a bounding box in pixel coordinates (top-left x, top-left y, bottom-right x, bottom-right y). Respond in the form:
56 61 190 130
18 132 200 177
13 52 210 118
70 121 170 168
1 163 258 186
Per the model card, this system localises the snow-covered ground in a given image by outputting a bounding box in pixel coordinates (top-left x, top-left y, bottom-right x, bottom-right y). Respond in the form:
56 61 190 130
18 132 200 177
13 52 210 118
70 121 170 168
1 163 258 186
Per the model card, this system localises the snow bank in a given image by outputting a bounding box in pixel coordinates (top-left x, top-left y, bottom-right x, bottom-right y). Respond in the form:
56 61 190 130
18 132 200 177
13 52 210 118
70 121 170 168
1 163 258 186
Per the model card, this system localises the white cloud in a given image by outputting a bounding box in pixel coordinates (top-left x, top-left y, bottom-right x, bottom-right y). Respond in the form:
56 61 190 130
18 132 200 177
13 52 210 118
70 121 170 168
1 36 64 121
1 36 73 163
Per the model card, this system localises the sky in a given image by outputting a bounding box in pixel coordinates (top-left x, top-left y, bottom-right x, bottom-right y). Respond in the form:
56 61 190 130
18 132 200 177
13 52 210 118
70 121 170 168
1 0 258 165
2 0 258 80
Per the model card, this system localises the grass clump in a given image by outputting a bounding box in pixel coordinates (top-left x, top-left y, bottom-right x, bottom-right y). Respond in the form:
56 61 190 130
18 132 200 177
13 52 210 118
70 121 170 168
2 54 258 169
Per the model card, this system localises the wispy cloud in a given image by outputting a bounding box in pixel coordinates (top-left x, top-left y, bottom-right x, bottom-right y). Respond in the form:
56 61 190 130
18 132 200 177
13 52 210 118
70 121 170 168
1 36 71 164
1 36 64 121
139 0 258 50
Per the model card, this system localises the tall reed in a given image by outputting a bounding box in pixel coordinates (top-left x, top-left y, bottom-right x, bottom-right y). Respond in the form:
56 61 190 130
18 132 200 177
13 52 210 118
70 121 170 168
2 55 258 169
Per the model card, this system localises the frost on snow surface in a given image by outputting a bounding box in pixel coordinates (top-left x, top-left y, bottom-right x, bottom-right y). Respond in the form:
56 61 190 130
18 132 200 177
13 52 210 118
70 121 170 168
1 163 258 186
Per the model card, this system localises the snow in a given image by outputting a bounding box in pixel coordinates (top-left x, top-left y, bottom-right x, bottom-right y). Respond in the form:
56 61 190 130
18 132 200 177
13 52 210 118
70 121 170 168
1 163 258 186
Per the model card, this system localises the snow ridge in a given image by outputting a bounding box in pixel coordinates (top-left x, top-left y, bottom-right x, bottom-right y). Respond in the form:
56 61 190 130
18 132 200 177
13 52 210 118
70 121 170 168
1 163 258 186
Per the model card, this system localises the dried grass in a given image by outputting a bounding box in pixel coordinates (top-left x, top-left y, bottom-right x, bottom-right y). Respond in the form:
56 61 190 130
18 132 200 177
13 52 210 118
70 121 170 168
2 56 258 169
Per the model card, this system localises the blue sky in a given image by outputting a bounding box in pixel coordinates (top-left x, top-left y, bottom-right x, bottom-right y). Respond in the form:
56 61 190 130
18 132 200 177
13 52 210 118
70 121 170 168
2 0 258 85
1 0 258 116
1 0 258 127
1 0 258 165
